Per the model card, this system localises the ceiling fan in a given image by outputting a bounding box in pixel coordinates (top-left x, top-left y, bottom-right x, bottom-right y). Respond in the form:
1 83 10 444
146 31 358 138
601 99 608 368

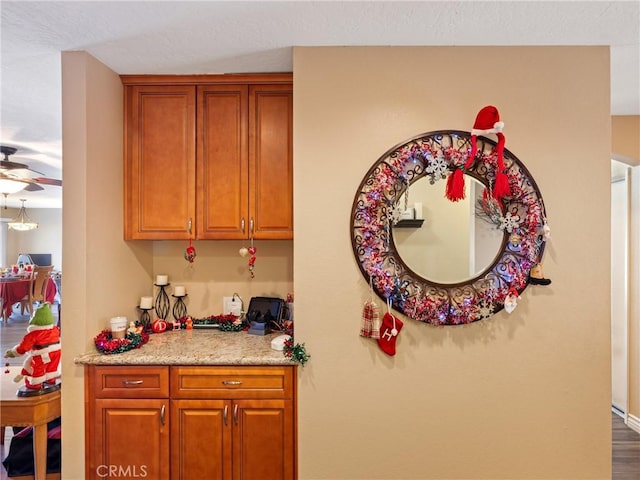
0 145 62 192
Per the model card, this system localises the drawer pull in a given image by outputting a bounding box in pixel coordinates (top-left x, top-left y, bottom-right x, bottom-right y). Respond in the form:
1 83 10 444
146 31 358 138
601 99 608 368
122 380 144 385
222 381 242 386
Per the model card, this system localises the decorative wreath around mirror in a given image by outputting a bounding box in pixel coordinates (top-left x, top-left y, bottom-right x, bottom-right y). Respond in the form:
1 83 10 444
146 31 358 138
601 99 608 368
350 130 548 326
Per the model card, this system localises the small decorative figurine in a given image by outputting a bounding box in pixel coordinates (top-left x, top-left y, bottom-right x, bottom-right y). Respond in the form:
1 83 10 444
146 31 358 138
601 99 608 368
4 303 61 394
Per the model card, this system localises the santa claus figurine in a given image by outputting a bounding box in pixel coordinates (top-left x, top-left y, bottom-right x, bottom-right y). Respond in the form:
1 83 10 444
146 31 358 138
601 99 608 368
4 302 61 392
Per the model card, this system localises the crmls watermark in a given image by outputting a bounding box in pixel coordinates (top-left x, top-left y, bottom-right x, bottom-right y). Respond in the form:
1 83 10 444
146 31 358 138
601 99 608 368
96 464 148 478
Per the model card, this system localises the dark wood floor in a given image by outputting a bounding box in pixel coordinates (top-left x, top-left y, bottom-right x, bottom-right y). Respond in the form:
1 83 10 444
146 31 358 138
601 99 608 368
613 412 640 479
0 306 638 478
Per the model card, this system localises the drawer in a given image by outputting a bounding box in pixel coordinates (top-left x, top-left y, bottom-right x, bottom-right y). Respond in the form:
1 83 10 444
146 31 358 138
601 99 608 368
89 365 169 398
170 366 294 399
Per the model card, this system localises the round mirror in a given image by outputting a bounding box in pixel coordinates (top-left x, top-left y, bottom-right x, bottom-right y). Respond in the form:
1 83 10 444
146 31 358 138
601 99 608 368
351 130 547 326
392 176 505 284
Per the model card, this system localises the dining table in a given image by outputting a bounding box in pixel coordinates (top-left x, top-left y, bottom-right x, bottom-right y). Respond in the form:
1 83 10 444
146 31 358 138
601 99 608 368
0 275 57 321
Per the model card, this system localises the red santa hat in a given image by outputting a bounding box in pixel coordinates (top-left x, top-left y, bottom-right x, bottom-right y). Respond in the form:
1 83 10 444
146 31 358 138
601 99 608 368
446 105 510 202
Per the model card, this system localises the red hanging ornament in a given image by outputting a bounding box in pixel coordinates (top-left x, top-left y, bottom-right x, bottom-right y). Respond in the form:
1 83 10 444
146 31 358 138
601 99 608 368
184 238 196 263
248 245 257 278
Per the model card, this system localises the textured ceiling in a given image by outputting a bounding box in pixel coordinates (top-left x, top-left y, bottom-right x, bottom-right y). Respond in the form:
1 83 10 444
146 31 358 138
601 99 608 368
1 0 639 208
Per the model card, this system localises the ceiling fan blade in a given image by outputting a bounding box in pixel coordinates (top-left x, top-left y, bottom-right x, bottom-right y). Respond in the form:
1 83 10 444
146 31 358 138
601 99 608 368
25 183 45 192
0 159 29 170
33 177 62 186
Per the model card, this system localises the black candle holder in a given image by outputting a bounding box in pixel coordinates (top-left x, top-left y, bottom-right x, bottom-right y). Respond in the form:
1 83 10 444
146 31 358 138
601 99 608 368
137 306 154 332
154 283 170 320
172 294 188 321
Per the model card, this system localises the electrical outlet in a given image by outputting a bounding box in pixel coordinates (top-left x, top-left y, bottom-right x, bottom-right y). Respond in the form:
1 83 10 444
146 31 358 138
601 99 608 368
223 296 243 316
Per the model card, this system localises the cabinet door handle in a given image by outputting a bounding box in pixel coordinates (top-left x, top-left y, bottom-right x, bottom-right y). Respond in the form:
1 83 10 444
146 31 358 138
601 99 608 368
223 405 228 426
222 380 242 386
187 218 193 235
241 217 245 234
250 217 254 236
160 404 166 426
122 380 143 385
233 404 238 425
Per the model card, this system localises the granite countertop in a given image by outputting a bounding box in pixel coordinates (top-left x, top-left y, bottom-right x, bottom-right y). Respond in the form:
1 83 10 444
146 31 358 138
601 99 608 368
74 329 295 366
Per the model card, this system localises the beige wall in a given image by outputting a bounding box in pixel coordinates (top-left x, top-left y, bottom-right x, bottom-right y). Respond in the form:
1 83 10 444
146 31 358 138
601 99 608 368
612 116 640 165
294 46 611 479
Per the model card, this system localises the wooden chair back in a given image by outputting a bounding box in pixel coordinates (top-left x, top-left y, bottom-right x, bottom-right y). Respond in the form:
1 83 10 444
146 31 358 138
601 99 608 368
20 265 54 315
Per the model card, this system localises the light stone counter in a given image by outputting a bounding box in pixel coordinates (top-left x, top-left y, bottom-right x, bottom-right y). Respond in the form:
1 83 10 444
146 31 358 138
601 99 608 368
74 329 295 366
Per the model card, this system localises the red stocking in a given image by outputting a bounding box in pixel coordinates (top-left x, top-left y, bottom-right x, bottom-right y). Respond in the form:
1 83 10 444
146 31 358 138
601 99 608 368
377 312 403 356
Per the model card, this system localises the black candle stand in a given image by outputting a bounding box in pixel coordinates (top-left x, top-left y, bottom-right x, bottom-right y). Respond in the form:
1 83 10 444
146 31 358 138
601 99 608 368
172 294 188 321
154 283 171 320
137 306 154 332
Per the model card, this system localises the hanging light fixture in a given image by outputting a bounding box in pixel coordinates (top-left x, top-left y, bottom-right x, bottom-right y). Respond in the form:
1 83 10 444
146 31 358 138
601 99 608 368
0 177 28 194
8 199 38 231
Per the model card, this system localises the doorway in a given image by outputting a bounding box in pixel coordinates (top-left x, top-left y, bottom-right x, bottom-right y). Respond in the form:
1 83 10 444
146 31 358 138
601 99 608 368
611 159 630 418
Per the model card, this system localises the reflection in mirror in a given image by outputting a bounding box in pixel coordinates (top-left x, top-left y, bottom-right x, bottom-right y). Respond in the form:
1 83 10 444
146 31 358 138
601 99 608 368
393 177 504 283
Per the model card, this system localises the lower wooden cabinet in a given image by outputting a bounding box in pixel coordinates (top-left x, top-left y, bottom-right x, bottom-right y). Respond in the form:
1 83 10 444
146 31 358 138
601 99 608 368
85 365 296 480
92 399 170 479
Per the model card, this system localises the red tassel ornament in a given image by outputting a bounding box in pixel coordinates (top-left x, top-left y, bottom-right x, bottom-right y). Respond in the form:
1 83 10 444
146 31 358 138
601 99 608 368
445 168 466 202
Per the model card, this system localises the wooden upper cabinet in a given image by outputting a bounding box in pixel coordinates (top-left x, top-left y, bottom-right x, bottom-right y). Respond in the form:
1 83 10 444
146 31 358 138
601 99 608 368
124 85 196 240
250 85 293 239
197 85 249 239
123 75 292 240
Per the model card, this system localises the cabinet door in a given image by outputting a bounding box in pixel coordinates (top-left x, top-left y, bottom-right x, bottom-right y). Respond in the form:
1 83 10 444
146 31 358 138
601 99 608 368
90 399 169 480
171 399 232 480
124 85 196 240
249 85 293 239
197 85 249 239
232 399 295 480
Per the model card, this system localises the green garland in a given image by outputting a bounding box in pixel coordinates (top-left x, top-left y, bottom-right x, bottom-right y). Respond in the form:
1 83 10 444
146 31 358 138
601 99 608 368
283 338 310 366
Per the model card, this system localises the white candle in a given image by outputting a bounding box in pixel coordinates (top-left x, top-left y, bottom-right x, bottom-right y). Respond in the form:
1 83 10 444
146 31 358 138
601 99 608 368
174 285 185 297
156 275 168 285
140 296 153 309
414 202 423 220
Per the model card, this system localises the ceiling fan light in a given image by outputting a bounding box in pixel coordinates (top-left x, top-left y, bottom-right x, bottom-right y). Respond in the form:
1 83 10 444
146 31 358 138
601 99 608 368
8 199 38 231
0 178 28 194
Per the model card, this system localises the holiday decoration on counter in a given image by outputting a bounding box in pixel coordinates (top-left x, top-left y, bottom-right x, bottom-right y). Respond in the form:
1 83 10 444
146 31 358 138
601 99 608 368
184 238 196 263
94 329 149 355
283 337 310 366
176 314 245 331
446 105 509 202
351 127 549 326
4 303 61 393
151 318 168 333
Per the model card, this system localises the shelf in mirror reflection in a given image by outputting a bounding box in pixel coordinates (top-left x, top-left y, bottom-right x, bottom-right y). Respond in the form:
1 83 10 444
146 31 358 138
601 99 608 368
394 219 424 228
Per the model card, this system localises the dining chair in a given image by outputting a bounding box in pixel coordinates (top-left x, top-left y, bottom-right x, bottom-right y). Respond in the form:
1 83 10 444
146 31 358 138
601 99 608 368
19 265 54 316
